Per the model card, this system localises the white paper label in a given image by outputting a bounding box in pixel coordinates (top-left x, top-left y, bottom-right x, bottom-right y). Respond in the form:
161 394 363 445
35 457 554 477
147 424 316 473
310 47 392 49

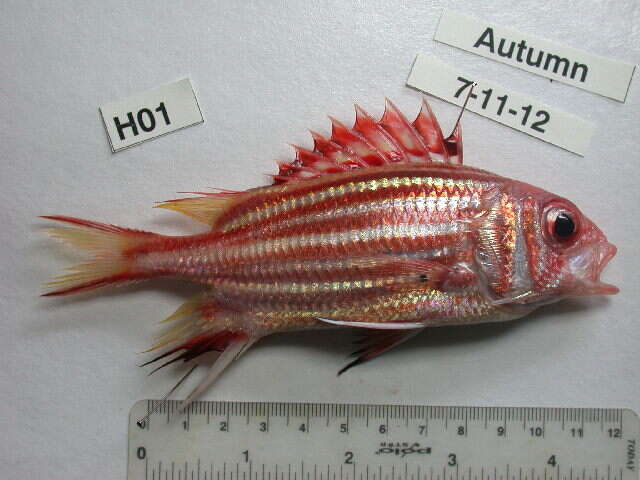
99 78 204 152
407 55 595 155
434 9 636 102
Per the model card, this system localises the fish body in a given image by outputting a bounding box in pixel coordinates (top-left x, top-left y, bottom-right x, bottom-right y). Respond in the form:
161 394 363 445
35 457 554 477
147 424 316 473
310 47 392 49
141 164 507 328
43 99 617 403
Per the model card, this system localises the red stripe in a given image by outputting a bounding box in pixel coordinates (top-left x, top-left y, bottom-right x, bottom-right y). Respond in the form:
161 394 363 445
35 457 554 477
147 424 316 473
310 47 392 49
226 208 463 246
216 233 465 266
42 272 152 296
40 215 154 235
216 178 486 240
215 164 501 228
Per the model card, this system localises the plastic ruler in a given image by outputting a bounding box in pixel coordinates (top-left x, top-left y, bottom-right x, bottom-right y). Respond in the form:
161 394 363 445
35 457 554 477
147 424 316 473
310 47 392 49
128 401 638 480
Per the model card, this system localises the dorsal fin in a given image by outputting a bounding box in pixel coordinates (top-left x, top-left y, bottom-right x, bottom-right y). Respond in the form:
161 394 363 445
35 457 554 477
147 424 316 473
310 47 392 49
444 124 463 165
310 131 368 168
329 116 388 166
353 104 407 164
274 99 461 184
154 190 241 226
412 99 450 163
379 98 431 163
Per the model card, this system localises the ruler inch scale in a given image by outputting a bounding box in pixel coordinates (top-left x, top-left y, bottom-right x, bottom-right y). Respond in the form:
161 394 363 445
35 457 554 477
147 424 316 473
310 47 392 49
128 401 638 480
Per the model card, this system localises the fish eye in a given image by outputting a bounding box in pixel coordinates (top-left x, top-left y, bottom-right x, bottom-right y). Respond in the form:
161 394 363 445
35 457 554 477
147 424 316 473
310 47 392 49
545 207 579 243
554 212 575 238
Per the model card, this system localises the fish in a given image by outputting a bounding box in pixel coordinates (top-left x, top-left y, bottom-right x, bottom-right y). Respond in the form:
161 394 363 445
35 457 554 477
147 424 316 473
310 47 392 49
42 98 618 405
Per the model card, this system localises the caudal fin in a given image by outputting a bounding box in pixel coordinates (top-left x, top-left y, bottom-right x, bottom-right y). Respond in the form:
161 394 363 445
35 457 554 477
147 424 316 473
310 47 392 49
41 215 160 296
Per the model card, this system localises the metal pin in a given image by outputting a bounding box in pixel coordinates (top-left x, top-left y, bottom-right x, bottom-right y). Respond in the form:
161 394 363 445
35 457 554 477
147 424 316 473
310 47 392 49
136 364 198 428
448 82 477 139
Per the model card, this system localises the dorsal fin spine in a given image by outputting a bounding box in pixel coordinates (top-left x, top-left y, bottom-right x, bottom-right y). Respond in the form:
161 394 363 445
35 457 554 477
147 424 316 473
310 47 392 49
380 98 432 163
353 105 408 164
444 124 464 165
412 99 449 163
329 116 388 166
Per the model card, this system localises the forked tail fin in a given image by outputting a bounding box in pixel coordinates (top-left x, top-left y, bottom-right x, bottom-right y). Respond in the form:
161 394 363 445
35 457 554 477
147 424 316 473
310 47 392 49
41 215 162 296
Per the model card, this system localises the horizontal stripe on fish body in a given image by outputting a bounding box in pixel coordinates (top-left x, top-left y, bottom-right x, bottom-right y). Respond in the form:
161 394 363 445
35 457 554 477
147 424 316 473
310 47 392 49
217 251 458 281
136 245 470 285
208 276 431 304
138 225 470 276
216 166 502 234
142 230 483 286
220 191 483 246
215 223 467 265
220 183 483 236
204 256 479 304
248 289 510 331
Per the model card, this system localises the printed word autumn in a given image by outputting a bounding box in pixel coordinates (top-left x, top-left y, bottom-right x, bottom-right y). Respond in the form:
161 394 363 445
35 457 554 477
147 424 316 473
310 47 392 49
473 27 588 82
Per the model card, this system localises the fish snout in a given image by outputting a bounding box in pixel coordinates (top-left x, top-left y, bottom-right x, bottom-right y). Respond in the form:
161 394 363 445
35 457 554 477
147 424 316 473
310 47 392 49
582 241 618 296
597 242 617 272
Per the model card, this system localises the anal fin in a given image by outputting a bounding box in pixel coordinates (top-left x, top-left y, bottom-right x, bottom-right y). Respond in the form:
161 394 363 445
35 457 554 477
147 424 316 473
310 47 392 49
142 294 262 406
179 335 257 411
338 329 423 375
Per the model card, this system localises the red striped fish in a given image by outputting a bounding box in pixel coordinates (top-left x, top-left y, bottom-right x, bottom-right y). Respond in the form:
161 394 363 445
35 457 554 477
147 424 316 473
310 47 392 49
43 99 617 404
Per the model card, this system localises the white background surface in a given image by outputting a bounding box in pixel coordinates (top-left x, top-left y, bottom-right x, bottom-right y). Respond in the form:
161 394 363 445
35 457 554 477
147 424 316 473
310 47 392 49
1 1 638 478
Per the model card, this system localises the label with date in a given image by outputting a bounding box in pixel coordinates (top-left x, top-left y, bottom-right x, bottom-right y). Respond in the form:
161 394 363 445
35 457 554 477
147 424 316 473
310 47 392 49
407 54 595 155
99 78 204 153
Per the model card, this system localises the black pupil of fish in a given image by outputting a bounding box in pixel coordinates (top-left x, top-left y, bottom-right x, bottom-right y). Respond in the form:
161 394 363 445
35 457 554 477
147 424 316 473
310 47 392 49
554 213 575 238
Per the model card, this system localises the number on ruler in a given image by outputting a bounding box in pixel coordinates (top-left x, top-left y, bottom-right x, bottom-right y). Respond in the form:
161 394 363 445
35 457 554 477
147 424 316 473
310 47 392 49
128 401 636 480
530 426 544 437
136 446 146 460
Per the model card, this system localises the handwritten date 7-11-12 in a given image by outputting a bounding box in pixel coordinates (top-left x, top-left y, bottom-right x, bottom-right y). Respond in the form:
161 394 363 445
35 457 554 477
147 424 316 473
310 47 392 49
455 76 550 133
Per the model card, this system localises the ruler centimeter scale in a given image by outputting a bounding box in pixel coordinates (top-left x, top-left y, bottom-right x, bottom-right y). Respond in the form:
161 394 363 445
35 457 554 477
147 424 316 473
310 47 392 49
128 401 638 480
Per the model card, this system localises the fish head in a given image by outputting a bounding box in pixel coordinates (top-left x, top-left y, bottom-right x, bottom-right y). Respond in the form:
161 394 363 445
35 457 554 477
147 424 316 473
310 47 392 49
505 182 618 305
535 197 617 297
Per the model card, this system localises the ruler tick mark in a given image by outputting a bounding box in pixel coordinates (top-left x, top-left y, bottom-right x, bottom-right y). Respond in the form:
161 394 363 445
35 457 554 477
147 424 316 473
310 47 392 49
128 403 638 480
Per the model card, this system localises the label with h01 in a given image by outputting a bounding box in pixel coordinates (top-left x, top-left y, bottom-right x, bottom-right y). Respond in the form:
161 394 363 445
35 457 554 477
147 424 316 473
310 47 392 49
99 78 204 153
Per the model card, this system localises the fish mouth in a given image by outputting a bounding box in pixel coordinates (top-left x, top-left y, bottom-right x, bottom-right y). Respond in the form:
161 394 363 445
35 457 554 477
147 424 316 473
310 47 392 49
598 242 617 271
577 242 619 296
